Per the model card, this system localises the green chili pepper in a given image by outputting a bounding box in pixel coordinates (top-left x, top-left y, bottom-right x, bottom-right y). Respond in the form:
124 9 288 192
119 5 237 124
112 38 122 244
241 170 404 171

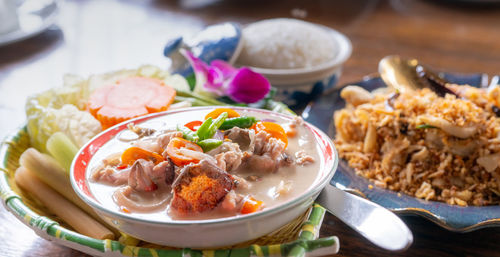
219 116 257 130
416 124 438 129
177 125 199 142
206 112 228 139
196 117 213 140
197 139 223 152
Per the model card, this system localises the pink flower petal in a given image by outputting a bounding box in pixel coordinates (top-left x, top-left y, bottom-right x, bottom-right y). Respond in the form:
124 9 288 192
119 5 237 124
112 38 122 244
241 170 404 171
226 67 270 104
207 67 224 89
180 49 208 75
210 60 238 80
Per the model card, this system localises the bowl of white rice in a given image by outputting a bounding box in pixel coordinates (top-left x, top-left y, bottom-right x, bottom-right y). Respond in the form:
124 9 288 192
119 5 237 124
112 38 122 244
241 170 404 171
235 18 352 107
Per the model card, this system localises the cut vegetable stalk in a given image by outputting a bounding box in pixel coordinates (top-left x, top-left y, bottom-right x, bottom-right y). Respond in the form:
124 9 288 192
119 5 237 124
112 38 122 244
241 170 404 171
174 96 213 106
46 132 79 173
176 90 227 106
15 166 114 240
19 148 101 222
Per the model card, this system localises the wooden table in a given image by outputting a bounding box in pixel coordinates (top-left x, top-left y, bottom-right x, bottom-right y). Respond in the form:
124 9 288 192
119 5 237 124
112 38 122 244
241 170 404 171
1 0 500 256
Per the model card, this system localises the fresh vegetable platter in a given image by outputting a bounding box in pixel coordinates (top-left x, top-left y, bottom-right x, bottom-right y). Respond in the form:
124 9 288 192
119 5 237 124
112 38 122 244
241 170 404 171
0 56 339 256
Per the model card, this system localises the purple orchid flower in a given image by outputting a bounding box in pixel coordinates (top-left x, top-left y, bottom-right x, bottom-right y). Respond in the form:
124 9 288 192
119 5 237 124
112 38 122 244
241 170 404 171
180 49 270 104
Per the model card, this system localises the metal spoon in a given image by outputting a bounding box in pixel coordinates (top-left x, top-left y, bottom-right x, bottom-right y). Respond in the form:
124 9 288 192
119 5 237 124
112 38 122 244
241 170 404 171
379 55 500 117
378 55 457 97
316 185 413 251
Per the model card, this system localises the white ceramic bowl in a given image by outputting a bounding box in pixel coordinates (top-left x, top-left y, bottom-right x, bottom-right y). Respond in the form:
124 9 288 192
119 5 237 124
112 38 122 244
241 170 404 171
237 18 352 107
71 107 338 248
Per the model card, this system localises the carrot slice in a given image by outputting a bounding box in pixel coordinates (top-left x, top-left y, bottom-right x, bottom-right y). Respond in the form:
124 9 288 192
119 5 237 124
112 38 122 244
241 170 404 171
205 108 240 120
251 121 288 148
121 147 164 166
184 120 203 131
166 137 204 166
240 196 264 214
88 77 176 129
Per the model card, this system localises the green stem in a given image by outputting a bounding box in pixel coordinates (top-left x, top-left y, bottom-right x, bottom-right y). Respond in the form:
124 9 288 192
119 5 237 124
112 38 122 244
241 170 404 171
176 90 227 106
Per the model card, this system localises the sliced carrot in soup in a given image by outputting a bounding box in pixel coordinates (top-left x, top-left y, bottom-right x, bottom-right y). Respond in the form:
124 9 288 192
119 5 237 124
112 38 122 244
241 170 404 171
251 121 288 148
240 196 264 214
121 147 164 166
205 108 240 120
166 137 204 166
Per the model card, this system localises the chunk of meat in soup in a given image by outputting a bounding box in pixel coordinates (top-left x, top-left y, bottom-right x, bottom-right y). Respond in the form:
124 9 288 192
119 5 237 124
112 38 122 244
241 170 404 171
152 158 175 185
220 190 244 212
113 186 170 213
127 158 177 192
158 131 183 155
170 160 234 214
225 127 255 152
128 159 157 192
92 166 130 185
209 142 244 172
245 131 289 172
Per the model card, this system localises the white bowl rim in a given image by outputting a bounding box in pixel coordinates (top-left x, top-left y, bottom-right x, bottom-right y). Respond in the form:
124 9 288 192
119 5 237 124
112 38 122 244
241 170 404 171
70 106 338 226
237 18 352 76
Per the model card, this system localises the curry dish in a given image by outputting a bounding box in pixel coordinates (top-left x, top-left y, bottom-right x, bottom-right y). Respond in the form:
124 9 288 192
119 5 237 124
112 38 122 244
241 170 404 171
89 109 320 220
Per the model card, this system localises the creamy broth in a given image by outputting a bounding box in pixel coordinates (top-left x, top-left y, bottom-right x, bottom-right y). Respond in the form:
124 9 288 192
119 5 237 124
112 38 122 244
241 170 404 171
87 110 322 221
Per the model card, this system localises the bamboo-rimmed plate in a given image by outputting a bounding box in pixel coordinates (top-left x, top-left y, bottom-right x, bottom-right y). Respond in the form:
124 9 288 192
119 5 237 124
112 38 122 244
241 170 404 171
0 126 339 256
302 72 500 232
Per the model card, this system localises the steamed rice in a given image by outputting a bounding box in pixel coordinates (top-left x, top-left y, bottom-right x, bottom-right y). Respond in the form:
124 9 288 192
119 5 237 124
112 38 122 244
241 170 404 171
237 19 337 69
334 85 500 206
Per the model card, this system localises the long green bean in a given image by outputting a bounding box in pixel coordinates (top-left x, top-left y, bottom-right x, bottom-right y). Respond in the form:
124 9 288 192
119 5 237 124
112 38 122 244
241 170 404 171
196 117 213 140
219 116 257 130
197 139 223 152
177 125 199 142
206 112 228 139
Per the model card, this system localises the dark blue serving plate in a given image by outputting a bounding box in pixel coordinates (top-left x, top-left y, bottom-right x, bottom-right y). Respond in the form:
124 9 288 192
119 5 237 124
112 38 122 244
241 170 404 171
302 72 500 232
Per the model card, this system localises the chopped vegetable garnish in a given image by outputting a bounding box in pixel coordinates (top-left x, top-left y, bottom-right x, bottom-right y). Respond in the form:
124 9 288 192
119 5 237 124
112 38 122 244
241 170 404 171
196 117 213 140
184 120 203 131
166 137 204 166
416 124 438 129
117 164 128 170
88 77 176 129
251 121 288 148
121 206 131 213
177 125 200 142
197 139 223 152
206 112 228 139
240 196 264 214
205 108 240 120
219 116 257 130
121 147 164 166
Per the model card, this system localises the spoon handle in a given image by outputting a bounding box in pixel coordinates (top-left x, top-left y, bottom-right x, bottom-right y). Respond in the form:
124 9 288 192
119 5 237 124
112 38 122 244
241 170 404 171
316 185 413 251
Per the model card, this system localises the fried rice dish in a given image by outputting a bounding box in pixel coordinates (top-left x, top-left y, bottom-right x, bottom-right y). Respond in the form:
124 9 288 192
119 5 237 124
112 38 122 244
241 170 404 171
334 84 500 206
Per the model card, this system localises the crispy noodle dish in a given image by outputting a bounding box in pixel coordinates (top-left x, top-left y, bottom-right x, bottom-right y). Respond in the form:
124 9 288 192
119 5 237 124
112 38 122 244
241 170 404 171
334 84 500 206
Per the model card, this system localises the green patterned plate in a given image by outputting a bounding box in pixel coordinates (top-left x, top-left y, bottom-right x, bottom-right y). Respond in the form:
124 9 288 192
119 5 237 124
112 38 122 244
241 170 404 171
0 126 339 257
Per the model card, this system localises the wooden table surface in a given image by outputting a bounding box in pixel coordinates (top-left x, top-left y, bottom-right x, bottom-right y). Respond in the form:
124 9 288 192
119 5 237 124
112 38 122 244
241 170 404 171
1 0 500 256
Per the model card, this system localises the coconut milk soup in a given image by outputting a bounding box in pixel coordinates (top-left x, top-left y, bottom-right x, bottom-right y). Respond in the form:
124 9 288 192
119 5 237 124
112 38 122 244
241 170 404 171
87 109 321 221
